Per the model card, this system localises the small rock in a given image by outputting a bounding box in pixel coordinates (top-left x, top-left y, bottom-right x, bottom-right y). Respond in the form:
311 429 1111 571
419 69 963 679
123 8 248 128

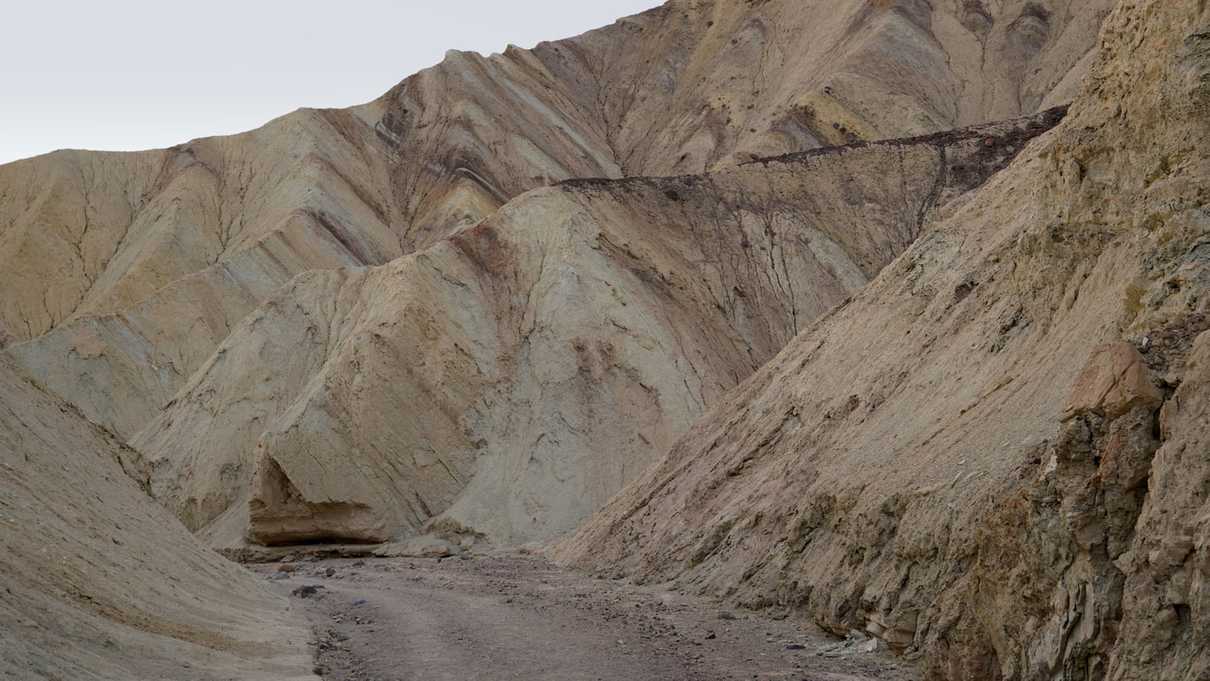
1063 343 1162 420
291 585 325 599
785 643 806 651
858 637 886 654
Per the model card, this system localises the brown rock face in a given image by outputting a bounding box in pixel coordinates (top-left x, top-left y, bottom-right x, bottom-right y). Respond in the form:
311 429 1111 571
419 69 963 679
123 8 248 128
1063 342 1163 420
559 1 1210 679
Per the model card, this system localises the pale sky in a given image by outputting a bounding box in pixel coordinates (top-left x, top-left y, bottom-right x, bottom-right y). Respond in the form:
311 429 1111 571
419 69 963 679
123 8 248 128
0 1 659 165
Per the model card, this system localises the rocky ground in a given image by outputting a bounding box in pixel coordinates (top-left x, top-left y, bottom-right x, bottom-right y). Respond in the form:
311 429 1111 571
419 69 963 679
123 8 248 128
252 552 918 681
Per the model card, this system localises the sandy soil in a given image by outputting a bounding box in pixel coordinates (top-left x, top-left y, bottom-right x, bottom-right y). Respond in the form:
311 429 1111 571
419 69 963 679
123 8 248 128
251 552 918 681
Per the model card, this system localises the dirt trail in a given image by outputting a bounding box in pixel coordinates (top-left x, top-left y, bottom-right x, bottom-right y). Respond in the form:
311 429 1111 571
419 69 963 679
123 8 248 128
252 552 918 681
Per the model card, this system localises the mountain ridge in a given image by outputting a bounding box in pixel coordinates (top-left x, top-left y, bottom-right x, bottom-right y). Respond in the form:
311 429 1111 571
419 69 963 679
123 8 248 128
132 109 1064 548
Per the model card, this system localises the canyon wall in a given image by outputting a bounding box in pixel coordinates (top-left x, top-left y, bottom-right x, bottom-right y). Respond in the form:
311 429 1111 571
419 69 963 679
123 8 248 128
134 113 1060 547
559 2 1210 679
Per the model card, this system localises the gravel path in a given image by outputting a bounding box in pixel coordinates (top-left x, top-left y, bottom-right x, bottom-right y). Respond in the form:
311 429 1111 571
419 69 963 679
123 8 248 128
253 552 918 681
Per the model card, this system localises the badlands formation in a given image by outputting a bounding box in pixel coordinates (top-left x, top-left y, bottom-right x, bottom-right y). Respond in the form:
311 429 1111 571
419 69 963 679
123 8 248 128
0 0 1109 545
5 0 1208 679
562 0 1210 679
0 355 312 679
141 111 1065 548
3 0 1107 439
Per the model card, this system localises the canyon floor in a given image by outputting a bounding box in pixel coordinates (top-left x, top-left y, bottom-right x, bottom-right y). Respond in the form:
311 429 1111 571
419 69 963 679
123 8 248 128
254 553 918 681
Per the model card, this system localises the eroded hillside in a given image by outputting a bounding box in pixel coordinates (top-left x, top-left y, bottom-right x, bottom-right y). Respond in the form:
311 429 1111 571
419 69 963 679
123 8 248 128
3 0 1109 445
130 112 1060 548
0 356 312 679
559 1 1210 679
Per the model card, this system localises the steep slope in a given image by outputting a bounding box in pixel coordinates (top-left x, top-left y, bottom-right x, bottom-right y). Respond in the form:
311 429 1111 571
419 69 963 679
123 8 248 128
559 1 1210 680
131 112 1063 547
0 356 312 680
4 0 1110 440
1 112 411 439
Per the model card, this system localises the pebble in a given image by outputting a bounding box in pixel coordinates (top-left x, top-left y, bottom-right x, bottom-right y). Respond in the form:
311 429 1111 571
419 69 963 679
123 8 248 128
291 584 325 599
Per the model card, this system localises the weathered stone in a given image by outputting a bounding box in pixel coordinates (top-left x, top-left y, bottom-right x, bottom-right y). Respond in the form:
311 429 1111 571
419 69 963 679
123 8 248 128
1063 343 1162 420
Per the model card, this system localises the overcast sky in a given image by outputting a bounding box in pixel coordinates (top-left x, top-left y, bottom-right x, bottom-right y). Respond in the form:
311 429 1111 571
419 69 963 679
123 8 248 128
0 1 659 165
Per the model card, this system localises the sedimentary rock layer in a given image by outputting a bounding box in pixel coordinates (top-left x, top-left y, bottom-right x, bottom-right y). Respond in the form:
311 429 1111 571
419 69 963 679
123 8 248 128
134 112 1063 548
4 0 1109 442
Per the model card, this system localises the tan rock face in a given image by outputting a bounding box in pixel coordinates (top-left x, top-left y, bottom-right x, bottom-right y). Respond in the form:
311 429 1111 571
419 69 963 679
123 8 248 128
0 357 311 680
3 0 1110 444
132 113 1062 548
559 1 1210 679
1063 342 1163 420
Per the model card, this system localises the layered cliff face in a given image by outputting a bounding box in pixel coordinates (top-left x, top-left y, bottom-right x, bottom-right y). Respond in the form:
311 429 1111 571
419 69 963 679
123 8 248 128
130 113 1060 547
3 0 1109 444
559 1 1210 679
0 356 313 680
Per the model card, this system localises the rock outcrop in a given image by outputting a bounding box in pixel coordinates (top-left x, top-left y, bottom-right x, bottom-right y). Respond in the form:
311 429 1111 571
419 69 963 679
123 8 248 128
0 356 313 680
559 1 1210 679
4 0 1110 442
134 112 1063 548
